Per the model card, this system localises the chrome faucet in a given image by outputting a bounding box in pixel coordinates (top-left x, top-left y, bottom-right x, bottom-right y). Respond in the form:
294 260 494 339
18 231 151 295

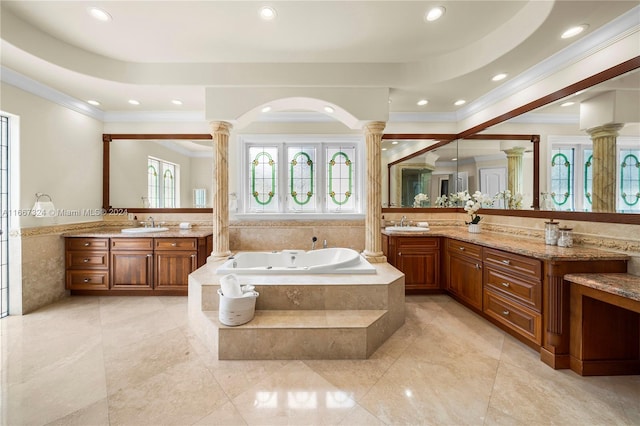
400 215 407 227
323 239 328 249
311 236 318 250
147 216 155 228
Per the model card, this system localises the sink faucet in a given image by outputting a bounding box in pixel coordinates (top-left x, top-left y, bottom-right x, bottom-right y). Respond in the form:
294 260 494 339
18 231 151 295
400 215 407 227
148 216 155 228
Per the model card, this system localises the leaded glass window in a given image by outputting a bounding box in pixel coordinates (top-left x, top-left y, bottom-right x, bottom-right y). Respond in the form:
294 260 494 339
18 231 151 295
583 149 593 211
620 148 640 212
148 157 178 208
249 146 279 212
550 147 574 210
326 146 355 212
147 159 160 208
163 165 175 208
287 147 316 212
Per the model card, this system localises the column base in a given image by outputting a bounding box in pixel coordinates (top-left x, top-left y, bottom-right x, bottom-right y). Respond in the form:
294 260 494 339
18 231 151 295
363 252 387 264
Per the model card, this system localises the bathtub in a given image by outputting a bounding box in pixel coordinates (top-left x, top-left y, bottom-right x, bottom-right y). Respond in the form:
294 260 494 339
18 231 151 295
216 248 376 274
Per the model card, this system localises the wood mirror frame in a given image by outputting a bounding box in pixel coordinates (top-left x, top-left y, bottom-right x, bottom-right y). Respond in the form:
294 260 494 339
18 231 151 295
382 56 640 225
102 133 213 213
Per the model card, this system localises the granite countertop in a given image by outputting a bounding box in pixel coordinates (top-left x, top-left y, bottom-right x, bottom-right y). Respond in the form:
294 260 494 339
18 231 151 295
382 226 629 262
62 227 213 238
564 273 640 302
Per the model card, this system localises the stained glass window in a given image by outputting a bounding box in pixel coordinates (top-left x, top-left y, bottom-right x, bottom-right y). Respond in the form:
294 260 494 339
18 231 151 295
550 147 574 210
620 149 640 212
249 146 279 212
326 146 355 212
147 159 160 208
148 157 178 208
583 149 593 211
287 147 316 212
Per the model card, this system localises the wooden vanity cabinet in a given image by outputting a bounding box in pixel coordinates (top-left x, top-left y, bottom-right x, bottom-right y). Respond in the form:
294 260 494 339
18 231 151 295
110 238 154 291
65 238 110 290
482 248 543 345
446 239 483 311
154 238 198 291
386 235 441 291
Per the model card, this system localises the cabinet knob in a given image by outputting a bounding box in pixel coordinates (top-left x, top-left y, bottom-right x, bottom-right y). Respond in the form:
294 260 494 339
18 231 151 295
501 282 510 288
191 254 196 258
501 259 511 265
83 278 91 283
475 264 481 270
84 242 90 247
147 254 153 257
398 252 402 256
502 310 510 316
459 247 465 251
83 258 90 263
171 243 177 247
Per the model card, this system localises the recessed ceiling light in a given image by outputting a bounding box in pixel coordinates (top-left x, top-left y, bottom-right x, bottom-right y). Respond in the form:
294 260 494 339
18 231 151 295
424 6 445 22
417 99 428 106
561 24 588 39
561 101 575 107
171 99 183 106
128 99 140 105
492 73 508 82
259 6 277 20
88 7 112 22
454 99 466 106
261 106 272 113
392 141 398 145
451 157 458 161
87 100 100 106
324 106 335 113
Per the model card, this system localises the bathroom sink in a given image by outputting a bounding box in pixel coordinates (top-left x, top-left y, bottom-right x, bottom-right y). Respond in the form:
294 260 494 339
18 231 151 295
385 226 429 232
121 227 169 234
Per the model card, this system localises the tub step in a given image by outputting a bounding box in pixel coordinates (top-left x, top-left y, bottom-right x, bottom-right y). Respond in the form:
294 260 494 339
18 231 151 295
210 309 389 360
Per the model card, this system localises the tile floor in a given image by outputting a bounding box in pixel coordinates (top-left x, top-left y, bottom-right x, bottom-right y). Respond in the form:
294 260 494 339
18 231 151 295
1 294 638 425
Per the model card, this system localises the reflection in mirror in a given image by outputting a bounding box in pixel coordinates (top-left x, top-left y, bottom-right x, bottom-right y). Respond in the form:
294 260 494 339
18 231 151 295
107 137 212 209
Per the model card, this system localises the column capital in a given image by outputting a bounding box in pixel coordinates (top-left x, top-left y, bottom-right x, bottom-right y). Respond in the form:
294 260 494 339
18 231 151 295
363 121 386 136
586 123 624 139
502 147 526 157
210 121 233 135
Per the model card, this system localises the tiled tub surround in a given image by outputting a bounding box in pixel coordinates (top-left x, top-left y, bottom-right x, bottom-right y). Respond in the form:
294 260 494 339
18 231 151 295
188 259 405 360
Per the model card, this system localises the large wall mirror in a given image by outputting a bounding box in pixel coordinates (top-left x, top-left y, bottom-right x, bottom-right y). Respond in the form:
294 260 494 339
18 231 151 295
382 57 640 224
103 134 213 213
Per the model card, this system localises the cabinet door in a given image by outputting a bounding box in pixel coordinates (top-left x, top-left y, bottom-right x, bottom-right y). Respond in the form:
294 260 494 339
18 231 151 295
111 251 154 290
449 254 483 310
154 251 198 290
396 237 440 290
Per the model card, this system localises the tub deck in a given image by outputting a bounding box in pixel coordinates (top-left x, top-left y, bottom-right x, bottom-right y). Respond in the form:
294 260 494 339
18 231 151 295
188 257 405 360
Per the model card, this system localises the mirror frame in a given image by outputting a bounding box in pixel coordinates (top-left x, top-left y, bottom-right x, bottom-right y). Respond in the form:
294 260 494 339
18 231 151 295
103 133 213 213
382 56 640 225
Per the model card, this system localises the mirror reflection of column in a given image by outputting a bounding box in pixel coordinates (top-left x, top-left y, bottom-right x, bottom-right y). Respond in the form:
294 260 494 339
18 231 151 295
587 123 624 212
503 147 526 200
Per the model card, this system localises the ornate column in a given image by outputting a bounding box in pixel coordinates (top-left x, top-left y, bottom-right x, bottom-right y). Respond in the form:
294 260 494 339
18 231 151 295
503 147 526 197
210 121 232 258
363 121 386 263
588 123 623 212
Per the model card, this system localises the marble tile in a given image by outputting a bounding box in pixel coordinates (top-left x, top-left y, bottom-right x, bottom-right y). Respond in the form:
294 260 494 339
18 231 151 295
46 398 110 426
193 400 249 425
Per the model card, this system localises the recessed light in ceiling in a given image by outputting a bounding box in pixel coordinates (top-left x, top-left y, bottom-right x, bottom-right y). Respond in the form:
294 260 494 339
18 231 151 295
88 7 112 22
324 106 335 113
87 100 100 106
171 99 183 106
417 99 428 106
492 73 508 82
259 6 277 20
451 157 458 161
561 101 575 107
454 99 466 106
561 24 588 39
128 99 140 105
424 6 445 22
261 106 272 113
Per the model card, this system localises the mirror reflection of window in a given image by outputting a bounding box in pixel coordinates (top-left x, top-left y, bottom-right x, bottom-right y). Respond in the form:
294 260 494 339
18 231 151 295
147 156 179 208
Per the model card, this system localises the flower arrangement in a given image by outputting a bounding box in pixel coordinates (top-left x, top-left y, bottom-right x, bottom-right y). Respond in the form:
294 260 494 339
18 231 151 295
494 189 524 209
463 190 493 224
413 193 429 207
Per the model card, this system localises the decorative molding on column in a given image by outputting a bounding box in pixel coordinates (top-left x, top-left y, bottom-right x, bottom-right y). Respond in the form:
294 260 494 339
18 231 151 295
587 123 624 213
362 121 387 263
211 121 233 258
503 147 526 196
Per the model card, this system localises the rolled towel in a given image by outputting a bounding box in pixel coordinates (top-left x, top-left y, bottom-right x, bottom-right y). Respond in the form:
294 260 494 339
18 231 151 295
416 221 429 228
220 274 243 298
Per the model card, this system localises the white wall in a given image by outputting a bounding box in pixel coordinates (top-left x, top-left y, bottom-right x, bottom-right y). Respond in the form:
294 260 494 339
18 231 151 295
0 83 103 227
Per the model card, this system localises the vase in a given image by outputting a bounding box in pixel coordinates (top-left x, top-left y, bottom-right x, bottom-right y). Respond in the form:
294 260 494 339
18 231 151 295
468 223 481 233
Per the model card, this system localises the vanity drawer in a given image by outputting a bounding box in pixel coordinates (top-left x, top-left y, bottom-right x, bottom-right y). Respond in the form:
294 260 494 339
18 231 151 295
484 289 542 345
111 238 154 251
66 251 109 269
484 266 541 311
155 238 197 251
66 270 109 290
66 238 109 251
447 239 482 260
483 248 541 279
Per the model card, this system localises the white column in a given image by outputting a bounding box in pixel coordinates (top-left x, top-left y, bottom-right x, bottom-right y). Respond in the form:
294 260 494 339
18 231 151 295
503 147 526 197
210 121 232 258
362 121 387 263
588 123 623 213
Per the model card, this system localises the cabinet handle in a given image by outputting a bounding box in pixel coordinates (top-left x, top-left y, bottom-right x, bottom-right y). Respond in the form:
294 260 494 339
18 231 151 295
191 254 197 258
398 252 402 256
83 278 91 283
171 243 177 247
501 259 511 265
501 282 510 288
147 254 153 257
475 264 481 270
83 258 90 263
459 247 465 251
502 310 510 316
84 242 90 247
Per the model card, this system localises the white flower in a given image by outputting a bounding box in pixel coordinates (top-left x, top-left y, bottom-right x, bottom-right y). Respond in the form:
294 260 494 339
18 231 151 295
413 193 429 207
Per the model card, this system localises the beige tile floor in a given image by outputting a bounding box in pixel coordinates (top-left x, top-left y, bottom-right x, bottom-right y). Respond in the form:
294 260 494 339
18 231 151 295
1 294 638 426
